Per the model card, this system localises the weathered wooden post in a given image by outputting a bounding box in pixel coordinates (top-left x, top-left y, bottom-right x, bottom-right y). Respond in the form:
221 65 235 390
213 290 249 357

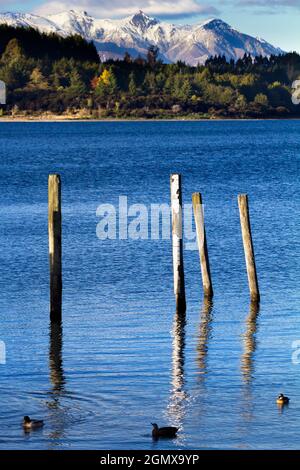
238 194 260 303
192 192 213 299
170 174 186 314
48 174 62 321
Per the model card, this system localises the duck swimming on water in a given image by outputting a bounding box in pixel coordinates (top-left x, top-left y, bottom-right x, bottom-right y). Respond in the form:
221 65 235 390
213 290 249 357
22 416 44 430
276 394 290 405
151 423 178 438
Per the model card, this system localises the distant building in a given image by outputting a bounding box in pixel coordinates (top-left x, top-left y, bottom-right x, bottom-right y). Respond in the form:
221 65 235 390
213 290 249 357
0 81 6 105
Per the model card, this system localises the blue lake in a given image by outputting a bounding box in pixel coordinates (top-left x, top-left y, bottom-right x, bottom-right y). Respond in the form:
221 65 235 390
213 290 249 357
0 120 299 450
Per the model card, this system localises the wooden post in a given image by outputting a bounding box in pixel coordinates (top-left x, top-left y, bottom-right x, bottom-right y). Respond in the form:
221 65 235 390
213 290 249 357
192 193 213 299
170 174 186 314
238 194 260 303
48 174 62 321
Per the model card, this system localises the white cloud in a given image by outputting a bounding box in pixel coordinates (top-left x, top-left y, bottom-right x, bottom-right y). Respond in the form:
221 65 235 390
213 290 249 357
233 0 300 9
34 0 219 19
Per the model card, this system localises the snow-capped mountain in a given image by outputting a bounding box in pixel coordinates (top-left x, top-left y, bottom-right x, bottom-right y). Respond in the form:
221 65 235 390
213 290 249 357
0 9 284 65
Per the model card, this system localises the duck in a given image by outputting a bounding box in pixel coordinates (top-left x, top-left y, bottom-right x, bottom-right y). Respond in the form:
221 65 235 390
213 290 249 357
22 416 44 430
151 423 178 438
276 394 290 405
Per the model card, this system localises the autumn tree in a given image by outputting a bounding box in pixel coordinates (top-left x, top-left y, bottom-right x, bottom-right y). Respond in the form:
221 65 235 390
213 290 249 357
0 38 24 65
94 68 118 97
254 93 269 106
0 38 29 89
29 67 49 89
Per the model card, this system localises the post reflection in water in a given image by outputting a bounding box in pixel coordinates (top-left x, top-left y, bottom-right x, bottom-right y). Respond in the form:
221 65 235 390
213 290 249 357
47 320 66 442
166 311 188 429
197 299 213 383
49 320 65 396
241 302 260 385
239 302 260 428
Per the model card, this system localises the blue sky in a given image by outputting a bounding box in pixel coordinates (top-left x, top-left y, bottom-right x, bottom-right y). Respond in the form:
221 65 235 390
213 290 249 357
1 1 299 52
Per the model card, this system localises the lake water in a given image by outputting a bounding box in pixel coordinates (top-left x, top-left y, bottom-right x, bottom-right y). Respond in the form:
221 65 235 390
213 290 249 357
0 120 299 450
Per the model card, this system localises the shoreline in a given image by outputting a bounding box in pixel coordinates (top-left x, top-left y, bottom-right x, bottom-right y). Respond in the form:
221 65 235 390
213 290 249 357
0 115 300 123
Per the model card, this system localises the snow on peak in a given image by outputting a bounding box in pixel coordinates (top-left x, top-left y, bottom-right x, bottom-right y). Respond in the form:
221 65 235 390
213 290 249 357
0 9 284 65
129 10 159 29
69 10 89 16
47 9 95 37
199 18 231 30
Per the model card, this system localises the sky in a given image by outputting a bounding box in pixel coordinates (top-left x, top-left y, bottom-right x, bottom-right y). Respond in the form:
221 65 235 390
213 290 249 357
0 0 299 52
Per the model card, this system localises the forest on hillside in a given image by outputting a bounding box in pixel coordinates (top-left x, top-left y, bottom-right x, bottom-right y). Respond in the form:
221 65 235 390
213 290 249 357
0 25 300 119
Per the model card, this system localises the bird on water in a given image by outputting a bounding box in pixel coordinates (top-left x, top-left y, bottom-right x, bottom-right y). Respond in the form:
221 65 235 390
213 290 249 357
22 416 44 430
276 394 290 405
151 423 178 438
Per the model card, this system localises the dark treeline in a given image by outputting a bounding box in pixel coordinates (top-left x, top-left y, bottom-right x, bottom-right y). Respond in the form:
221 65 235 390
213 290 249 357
0 26 299 119
0 25 99 62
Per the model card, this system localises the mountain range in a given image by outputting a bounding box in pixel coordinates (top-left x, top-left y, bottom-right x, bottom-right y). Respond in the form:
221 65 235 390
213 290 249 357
0 9 284 65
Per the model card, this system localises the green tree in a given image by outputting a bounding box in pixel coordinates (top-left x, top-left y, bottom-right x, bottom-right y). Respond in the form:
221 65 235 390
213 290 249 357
172 75 192 101
67 69 87 96
143 71 156 93
52 58 73 88
194 68 212 86
128 72 137 96
0 61 29 89
156 72 165 92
